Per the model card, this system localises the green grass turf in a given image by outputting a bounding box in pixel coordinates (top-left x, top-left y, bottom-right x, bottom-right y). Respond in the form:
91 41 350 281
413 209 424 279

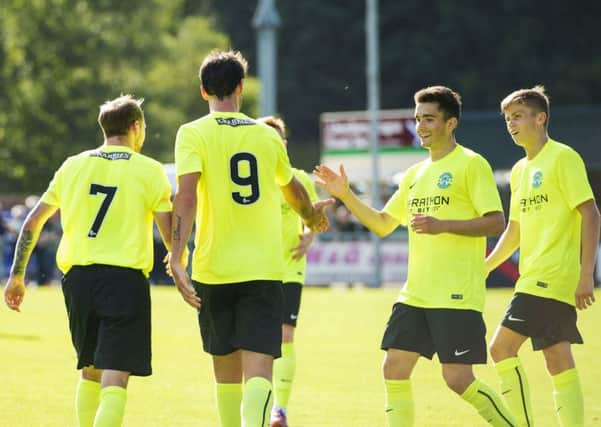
1 286 600 426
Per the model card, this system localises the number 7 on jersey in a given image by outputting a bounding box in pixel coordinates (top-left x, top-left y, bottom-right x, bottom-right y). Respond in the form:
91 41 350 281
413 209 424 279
88 184 117 237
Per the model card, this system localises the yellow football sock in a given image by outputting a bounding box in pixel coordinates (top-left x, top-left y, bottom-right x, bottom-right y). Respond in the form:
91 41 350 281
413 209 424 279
273 342 296 409
93 386 127 427
552 368 584 427
76 378 100 427
461 379 517 427
216 382 242 427
242 376 272 427
384 379 414 426
495 357 533 426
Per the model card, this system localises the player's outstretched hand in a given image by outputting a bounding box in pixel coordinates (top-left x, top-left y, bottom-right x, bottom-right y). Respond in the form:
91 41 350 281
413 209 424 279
314 164 350 200
169 261 201 309
291 231 315 260
4 276 26 312
306 198 335 233
575 276 595 310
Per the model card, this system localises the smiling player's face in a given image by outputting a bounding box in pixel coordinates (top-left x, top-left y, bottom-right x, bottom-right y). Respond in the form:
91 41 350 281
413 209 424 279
414 102 455 150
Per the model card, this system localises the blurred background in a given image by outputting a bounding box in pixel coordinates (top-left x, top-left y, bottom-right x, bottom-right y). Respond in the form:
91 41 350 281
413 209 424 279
1 0 600 287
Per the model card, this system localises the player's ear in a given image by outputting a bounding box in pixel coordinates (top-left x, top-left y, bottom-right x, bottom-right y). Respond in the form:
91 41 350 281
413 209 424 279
446 116 458 132
131 119 141 133
236 80 243 95
536 111 547 126
200 85 209 101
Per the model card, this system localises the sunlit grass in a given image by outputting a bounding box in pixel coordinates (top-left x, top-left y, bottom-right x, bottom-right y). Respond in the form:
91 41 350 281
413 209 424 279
1 286 600 426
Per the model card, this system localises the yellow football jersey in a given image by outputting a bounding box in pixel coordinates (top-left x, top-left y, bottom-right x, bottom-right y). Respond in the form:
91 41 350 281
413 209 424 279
509 139 594 306
384 144 502 311
41 145 172 276
175 112 294 284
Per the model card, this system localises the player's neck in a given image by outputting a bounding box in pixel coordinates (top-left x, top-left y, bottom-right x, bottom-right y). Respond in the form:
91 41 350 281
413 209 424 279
523 132 549 160
104 136 134 150
208 95 240 113
429 138 457 162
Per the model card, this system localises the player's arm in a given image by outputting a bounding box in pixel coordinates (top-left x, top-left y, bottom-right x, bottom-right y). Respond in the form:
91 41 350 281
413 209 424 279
411 211 505 237
281 177 334 233
4 201 57 312
575 199 600 310
169 172 201 308
485 220 520 274
154 212 172 252
314 164 399 237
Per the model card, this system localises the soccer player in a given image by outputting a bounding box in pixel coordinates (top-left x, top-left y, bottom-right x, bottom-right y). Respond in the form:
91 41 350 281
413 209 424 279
168 50 332 427
486 86 600 427
3 95 173 427
257 116 318 427
315 86 518 426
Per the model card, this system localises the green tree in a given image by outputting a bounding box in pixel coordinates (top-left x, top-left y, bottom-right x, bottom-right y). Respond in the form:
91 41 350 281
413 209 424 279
0 0 259 193
192 0 601 169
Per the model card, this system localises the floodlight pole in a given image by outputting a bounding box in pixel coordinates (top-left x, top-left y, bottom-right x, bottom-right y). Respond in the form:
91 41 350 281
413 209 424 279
366 0 382 287
253 0 281 116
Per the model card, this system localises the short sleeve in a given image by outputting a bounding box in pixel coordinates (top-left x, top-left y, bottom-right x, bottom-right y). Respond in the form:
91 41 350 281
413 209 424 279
174 125 203 177
296 170 319 202
466 155 503 216
557 148 594 210
40 160 68 207
508 162 523 223
274 136 293 186
383 177 409 227
151 164 173 213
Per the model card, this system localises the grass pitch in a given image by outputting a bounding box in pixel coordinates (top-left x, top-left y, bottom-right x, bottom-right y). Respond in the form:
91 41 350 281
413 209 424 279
1 286 600 426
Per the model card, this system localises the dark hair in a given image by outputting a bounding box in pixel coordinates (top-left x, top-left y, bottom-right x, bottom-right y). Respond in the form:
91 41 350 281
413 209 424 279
98 95 144 138
501 85 550 126
199 50 248 99
257 115 287 140
414 86 462 121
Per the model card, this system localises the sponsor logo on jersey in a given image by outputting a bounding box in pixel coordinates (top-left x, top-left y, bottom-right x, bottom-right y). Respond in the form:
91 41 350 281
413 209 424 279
520 193 549 212
408 195 450 214
89 151 132 161
215 117 255 127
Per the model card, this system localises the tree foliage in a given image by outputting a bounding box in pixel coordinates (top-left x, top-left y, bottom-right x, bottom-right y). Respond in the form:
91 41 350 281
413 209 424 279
0 0 259 193
2 1 601 192
195 0 601 168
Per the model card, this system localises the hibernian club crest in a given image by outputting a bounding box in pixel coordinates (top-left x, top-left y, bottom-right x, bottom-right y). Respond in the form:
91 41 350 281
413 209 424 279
532 170 543 189
437 172 453 189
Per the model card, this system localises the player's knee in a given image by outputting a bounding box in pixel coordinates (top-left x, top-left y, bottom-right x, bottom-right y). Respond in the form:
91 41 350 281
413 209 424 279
543 343 575 375
382 355 409 380
81 366 102 382
442 370 472 394
489 339 513 362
